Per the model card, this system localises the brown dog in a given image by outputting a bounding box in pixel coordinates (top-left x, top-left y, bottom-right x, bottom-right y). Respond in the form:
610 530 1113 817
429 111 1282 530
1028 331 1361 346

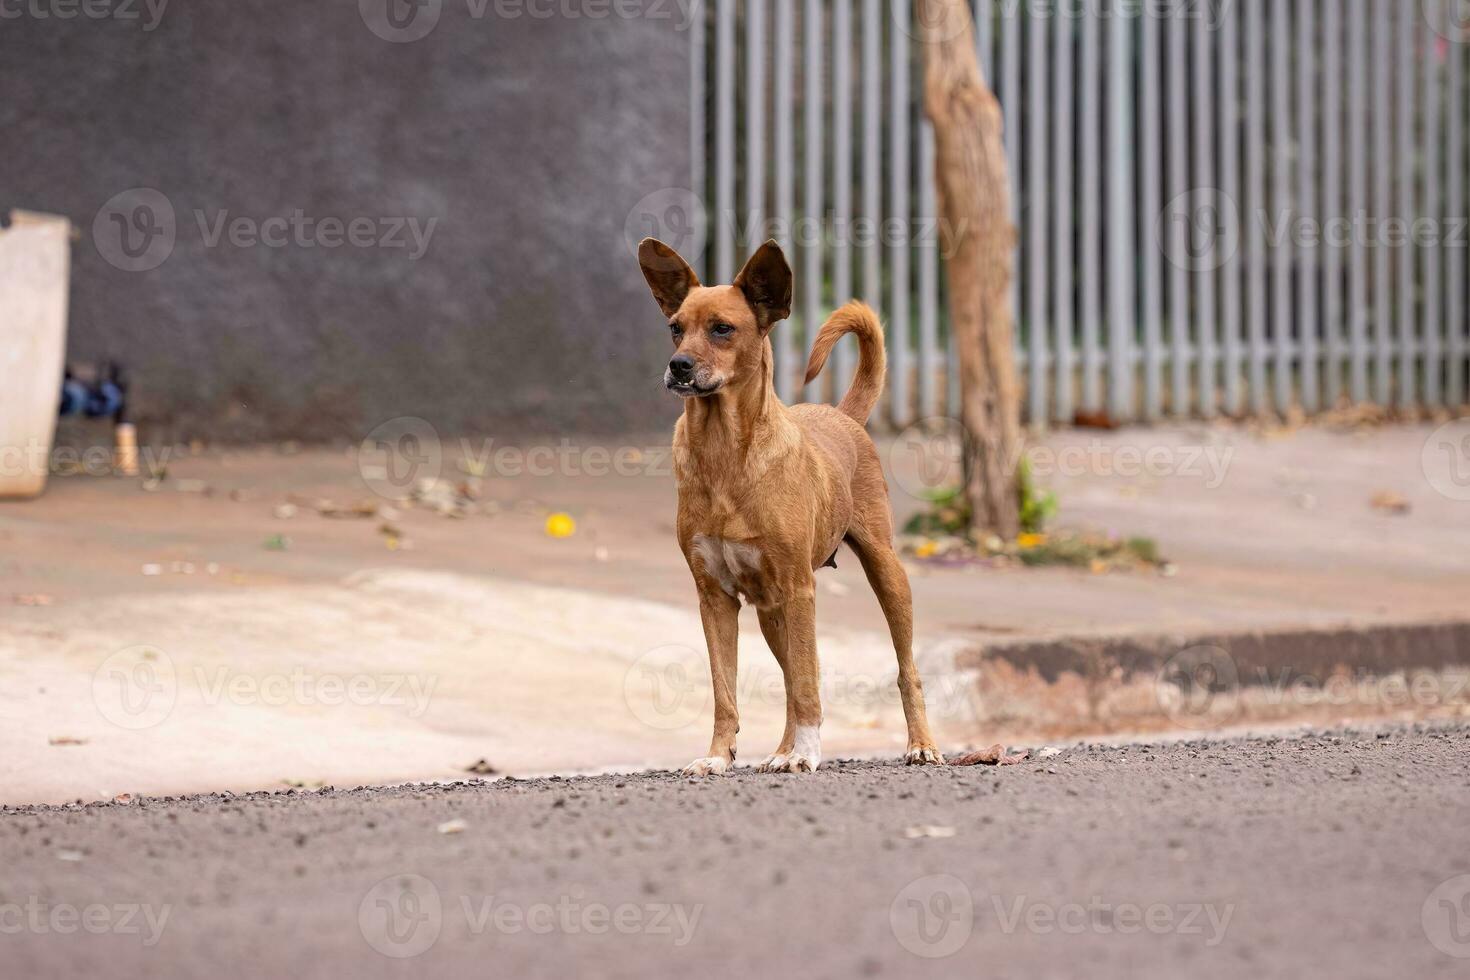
637 237 943 775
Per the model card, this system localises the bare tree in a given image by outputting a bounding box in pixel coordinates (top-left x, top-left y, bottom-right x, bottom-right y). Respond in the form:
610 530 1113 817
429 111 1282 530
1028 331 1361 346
917 0 1021 540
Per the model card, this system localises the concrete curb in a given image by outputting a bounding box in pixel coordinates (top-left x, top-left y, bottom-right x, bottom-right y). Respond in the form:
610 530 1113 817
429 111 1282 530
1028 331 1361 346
963 618 1470 681
937 619 1470 737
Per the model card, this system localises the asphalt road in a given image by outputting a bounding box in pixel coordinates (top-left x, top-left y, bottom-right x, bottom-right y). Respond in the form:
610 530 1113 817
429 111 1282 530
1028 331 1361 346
4 724 1470 979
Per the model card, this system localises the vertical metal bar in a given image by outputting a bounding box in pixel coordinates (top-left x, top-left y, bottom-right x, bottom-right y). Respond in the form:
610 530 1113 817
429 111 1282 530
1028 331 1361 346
1348 1 1369 403
1166 7 1189 416
774 0 796 403
1320 2 1342 407
1372 0 1392 406
861 0 882 345
1447 11 1467 408
1295 0 1318 413
918 122 939 420
831 0 853 394
1193 5 1217 417
714 0 735 283
1080 1 1102 412
1105 0 1134 421
1220 0 1244 413
889 0 912 425
1246 0 1268 412
1140 4 1162 421
1393 0 1417 405
747 0 766 253
1055 9 1077 423
1270 0 1292 411
1001 0 1022 388
1423 9 1443 407
802 0 824 403
1026 3 1049 426
689 0 706 282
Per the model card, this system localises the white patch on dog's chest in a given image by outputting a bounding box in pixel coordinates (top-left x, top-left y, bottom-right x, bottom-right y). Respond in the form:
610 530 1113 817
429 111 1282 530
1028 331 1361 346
691 534 766 600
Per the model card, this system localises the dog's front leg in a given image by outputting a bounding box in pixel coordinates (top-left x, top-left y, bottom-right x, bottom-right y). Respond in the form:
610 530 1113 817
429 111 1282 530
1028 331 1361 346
757 590 822 773
683 588 741 776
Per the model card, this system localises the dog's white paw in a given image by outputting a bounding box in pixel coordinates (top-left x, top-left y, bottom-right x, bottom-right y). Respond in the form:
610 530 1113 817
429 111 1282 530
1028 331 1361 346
905 745 946 766
682 756 729 777
757 753 818 774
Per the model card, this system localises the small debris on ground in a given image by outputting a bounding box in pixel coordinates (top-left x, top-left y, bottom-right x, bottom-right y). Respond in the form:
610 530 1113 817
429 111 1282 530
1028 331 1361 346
13 593 54 606
264 534 291 551
903 825 956 839
436 818 468 835
1369 490 1411 515
464 759 498 776
948 744 1030 766
48 736 87 746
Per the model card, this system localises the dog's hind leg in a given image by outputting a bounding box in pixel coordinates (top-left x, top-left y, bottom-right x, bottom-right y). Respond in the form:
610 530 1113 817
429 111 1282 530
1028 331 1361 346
847 520 945 765
683 588 741 776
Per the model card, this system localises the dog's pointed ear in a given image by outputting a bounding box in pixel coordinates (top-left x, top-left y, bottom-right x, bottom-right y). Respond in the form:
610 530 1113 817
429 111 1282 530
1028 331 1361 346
734 240 793 332
638 238 700 318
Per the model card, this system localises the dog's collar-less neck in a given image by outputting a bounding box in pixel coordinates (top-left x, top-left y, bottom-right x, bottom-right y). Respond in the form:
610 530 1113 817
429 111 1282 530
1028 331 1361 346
680 340 789 462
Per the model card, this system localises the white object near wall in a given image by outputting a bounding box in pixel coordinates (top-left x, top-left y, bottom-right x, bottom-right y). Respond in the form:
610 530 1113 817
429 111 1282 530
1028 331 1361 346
0 211 71 499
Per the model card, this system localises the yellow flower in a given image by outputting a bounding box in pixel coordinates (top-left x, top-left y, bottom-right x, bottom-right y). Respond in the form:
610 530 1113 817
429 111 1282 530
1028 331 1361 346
1017 532 1047 550
914 539 939 558
544 512 576 538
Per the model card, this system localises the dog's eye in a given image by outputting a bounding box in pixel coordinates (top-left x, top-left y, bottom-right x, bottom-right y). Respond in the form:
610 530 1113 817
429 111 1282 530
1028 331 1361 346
711 322 734 337
669 323 683 341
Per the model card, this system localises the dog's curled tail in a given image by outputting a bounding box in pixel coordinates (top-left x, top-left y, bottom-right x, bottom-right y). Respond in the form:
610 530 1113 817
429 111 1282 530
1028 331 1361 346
802 301 886 423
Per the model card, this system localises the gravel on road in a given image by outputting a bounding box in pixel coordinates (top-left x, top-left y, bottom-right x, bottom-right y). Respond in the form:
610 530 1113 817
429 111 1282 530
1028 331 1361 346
4 723 1470 979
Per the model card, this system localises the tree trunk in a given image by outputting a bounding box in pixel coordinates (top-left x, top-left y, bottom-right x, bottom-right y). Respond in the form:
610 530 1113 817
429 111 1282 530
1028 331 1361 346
917 0 1021 541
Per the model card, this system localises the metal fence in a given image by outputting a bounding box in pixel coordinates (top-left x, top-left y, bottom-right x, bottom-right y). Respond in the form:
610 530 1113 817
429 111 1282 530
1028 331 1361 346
689 0 1470 426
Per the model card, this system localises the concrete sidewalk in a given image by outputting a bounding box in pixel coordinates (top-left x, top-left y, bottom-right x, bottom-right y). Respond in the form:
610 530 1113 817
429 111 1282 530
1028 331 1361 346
1 420 1467 803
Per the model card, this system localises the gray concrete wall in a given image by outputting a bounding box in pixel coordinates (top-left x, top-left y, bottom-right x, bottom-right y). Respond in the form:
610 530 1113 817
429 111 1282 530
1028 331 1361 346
1 0 695 441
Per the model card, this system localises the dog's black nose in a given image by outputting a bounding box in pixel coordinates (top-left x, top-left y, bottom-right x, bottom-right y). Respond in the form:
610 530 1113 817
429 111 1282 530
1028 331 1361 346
669 354 695 381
